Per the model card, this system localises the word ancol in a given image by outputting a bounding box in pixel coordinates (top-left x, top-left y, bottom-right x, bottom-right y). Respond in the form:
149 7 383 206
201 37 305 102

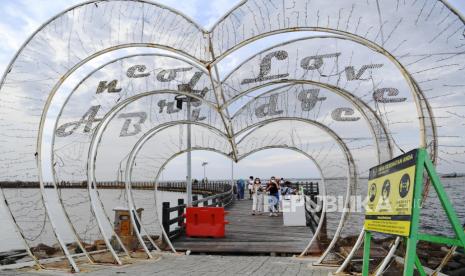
56 66 208 138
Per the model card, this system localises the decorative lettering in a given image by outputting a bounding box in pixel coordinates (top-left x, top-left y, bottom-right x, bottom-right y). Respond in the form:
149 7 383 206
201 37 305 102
118 112 147 137
255 94 283 118
127 65 150 78
331 108 360 121
56 105 101 137
300 53 341 71
156 67 192 82
241 51 289 84
297 89 327 111
345 64 384 81
178 71 208 99
96 80 122 94
157 100 181 114
373 88 406 103
191 109 206 121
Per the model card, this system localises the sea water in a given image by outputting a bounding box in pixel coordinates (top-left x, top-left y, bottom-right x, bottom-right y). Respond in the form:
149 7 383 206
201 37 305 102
0 178 463 253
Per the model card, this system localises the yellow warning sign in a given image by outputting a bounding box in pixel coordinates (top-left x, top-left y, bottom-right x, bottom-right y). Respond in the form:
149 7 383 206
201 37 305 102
364 149 417 236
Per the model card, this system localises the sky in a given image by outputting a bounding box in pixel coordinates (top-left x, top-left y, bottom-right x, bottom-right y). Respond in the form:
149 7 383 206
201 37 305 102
0 0 464 180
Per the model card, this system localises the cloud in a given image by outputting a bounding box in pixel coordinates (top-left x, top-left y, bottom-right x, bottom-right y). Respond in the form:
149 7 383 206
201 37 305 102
156 0 240 29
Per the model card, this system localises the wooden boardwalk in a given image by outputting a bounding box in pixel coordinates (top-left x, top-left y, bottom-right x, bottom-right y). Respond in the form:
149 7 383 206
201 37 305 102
172 198 313 254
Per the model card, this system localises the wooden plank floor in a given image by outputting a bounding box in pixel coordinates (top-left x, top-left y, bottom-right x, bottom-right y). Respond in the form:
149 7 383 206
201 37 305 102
172 199 313 254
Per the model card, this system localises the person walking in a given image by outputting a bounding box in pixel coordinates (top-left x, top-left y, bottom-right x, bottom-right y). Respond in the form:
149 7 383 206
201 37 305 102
266 176 280 216
237 178 245 200
248 176 254 200
252 178 264 215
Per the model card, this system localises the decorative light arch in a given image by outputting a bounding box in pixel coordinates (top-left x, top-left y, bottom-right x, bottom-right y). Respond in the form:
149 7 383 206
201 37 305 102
0 0 463 273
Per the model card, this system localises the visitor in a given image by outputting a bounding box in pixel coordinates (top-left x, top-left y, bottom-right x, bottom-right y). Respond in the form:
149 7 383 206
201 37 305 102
251 178 264 215
237 178 245 200
266 176 280 216
248 176 254 200
276 177 284 212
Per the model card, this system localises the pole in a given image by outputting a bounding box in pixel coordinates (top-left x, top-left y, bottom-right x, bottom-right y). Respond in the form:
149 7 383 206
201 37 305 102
203 165 206 180
186 97 192 207
362 231 372 276
230 159 234 190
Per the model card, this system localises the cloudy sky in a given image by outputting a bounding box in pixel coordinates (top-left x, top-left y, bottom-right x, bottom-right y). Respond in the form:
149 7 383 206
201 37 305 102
0 0 464 181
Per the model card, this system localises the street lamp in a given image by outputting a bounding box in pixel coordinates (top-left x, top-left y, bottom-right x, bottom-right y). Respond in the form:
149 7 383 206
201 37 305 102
201 162 208 180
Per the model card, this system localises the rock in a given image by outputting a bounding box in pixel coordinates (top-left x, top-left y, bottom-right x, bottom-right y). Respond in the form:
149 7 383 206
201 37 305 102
446 261 463 270
449 267 465 276
32 243 56 256
0 258 15 265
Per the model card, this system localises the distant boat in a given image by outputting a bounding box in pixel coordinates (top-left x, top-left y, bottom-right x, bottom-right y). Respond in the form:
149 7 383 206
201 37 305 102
442 173 459 178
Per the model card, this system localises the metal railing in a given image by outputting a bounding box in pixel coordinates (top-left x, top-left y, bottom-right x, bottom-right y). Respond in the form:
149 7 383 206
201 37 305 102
162 181 233 240
302 182 322 233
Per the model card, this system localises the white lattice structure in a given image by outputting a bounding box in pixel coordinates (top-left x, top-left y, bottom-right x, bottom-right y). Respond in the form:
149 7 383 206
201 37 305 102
0 0 463 273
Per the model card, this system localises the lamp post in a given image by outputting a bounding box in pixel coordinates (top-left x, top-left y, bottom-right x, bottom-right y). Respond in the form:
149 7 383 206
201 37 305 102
201 162 208 180
175 92 193 206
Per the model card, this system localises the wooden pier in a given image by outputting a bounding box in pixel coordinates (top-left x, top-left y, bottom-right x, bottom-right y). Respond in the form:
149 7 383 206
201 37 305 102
171 198 315 255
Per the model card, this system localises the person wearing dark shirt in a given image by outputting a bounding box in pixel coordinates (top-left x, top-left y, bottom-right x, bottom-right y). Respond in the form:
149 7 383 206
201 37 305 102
237 179 245 200
266 176 279 216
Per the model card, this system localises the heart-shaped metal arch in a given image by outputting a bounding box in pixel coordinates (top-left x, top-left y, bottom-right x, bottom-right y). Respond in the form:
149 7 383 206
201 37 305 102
0 0 463 273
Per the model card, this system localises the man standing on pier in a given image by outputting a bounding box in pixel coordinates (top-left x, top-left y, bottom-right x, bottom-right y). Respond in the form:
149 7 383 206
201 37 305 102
237 178 245 200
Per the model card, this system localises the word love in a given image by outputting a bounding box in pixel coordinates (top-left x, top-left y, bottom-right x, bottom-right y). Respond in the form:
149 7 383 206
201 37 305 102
241 50 406 104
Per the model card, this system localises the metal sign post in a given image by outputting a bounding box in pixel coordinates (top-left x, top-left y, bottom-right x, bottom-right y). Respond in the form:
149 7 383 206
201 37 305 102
186 97 192 207
362 148 465 275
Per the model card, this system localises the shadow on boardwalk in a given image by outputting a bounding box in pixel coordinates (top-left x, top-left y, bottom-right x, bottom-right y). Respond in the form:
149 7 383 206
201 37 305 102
172 198 313 254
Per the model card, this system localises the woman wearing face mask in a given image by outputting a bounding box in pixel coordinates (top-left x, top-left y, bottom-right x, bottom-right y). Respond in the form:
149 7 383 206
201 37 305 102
266 176 279 216
251 178 264 215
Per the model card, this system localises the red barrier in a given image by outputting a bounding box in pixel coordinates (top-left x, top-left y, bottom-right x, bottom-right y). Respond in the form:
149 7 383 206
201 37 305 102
185 207 229 238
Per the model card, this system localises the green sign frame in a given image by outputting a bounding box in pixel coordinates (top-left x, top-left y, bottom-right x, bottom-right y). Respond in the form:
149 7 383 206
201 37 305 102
362 148 465 276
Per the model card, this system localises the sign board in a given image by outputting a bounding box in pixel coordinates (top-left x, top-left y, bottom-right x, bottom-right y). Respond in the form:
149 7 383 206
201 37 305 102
364 149 417 236
362 148 465 276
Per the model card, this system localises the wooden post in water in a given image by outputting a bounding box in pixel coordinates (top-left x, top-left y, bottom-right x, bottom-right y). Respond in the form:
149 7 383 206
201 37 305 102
192 195 198 207
162 202 170 237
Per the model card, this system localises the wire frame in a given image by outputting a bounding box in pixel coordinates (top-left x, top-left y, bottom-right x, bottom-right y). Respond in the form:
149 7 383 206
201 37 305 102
0 0 463 272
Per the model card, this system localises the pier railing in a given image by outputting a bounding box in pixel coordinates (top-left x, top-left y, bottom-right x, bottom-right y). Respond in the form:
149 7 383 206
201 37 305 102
162 181 233 240
0 180 231 193
302 182 322 233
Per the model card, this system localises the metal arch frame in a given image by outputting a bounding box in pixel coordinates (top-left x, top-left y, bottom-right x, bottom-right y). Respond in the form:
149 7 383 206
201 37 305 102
30 42 214 270
124 121 231 253
215 31 437 268
205 0 465 43
0 189 44 270
124 119 337 258
207 1 465 271
210 31 435 272
207 0 465 51
237 145 328 257
0 0 208 86
234 117 358 262
213 31 436 160
86 90 225 262
206 37 239 161
150 147 233 247
145 144 328 256
41 46 225 266
44 52 215 266
228 80 394 164
0 0 460 270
